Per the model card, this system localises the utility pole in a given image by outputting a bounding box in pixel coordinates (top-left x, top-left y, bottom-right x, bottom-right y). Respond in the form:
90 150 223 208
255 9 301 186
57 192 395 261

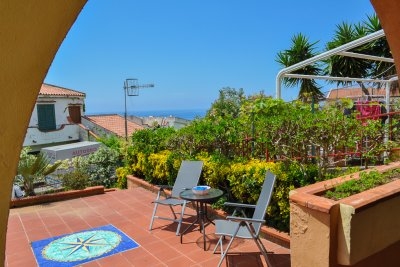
123 78 154 141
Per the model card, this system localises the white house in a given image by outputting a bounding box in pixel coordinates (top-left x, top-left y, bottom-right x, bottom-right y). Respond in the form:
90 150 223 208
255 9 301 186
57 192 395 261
23 83 86 152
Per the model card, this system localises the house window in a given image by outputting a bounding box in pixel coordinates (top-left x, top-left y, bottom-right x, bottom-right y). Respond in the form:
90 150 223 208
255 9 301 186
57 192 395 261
37 104 56 131
68 105 81 123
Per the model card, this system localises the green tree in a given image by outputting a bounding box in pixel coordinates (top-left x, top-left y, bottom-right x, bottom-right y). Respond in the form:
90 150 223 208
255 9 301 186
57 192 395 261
167 87 247 159
325 22 369 83
206 87 245 119
130 127 176 155
362 14 395 80
308 105 360 178
324 14 396 95
276 33 324 102
97 135 123 153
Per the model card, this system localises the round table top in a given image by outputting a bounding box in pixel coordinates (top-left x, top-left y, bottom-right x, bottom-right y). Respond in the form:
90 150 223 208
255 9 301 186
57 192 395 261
180 188 223 202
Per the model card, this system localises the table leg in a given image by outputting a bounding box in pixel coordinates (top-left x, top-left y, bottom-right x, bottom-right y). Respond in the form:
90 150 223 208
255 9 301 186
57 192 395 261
180 201 213 251
204 203 215 225
180 201 200 244
199 202 206 250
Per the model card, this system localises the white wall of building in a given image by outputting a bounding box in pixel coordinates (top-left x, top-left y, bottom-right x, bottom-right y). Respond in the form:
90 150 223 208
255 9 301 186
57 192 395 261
28 96 84 128
23 124 80 147
24 95 85 151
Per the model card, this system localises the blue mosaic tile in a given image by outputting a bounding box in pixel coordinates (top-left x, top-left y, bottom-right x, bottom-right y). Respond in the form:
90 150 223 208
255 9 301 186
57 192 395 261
31 224 139 267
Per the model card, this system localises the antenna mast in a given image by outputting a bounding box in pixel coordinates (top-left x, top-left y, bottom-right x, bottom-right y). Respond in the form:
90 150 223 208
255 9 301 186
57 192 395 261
124 78 154 140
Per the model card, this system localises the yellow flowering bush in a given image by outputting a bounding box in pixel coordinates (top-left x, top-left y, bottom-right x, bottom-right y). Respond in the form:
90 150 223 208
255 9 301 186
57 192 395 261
147 151 171 184
116 166 131 189
196 152 230 188
227 160 280 203
131 152 147 178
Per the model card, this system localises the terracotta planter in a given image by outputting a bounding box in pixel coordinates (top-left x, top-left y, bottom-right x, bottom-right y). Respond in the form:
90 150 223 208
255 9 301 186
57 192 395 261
10 186 105 208
289 161 400 267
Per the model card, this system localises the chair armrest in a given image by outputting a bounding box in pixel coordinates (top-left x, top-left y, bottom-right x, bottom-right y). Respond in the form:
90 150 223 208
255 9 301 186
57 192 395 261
226 216 266 224
224 202 256 209
157 185 173 191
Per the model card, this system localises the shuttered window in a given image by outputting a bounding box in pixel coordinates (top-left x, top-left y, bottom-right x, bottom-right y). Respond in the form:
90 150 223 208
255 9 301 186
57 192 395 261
37 104 56 131
68 105 81 123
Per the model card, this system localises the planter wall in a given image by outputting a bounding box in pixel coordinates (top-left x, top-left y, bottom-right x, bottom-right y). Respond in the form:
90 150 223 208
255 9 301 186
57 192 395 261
289 161 400 267
10 186 105 208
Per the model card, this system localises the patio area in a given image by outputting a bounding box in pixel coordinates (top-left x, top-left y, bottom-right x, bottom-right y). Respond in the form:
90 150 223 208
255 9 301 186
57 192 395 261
5 187 290 267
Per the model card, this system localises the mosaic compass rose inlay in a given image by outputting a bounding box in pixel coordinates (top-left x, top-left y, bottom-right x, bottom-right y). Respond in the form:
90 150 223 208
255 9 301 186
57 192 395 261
32 224 139 267
42 230 121 262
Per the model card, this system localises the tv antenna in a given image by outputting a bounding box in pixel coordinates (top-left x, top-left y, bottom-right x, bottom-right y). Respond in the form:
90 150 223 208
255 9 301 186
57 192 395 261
123 78 154 140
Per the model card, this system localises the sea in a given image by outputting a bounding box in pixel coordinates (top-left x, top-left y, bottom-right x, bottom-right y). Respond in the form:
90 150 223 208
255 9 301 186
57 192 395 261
86 108 207 121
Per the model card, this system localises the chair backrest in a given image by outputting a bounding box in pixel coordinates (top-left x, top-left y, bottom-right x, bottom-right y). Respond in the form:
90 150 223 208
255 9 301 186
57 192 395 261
171 160 203 197
251 171 276 235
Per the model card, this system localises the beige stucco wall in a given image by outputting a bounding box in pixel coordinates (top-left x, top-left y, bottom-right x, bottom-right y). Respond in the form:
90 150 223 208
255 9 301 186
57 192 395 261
338 196 400 265
0 1 87 264
290 203 339 267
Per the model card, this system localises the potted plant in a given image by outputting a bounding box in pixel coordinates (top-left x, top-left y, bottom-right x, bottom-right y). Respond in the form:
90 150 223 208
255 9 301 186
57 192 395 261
15 148 61 196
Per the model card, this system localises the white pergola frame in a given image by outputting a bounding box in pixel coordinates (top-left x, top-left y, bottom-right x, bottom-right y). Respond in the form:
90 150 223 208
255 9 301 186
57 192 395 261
275 29 399 112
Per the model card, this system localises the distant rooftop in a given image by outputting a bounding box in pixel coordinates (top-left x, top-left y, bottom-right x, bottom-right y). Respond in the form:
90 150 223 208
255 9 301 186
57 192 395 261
326 87 400 101
39 83 86 97
83 114 144 137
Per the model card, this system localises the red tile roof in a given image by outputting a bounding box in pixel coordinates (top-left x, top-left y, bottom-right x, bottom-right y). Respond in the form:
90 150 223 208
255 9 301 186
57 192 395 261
39 83 85 97
326 87 400 100
84 114 144 137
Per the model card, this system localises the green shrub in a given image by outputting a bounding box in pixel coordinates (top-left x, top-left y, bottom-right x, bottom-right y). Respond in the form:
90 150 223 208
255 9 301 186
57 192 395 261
197 152 231 190
87 146 121 188
325 170 391 200
130 127 176 155
227 160 279 203
61 169 89 190
130 150 185 185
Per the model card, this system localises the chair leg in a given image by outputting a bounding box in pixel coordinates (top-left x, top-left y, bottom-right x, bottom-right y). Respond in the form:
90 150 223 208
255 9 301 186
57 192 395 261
217 224 241 267
245 224 273 267
217 235 236 267
175 202 187 235
254 236 273 266
149 202 159 231
213 235 224 254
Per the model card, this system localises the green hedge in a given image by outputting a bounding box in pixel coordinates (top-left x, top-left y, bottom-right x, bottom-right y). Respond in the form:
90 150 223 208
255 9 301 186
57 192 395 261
126 151 320 232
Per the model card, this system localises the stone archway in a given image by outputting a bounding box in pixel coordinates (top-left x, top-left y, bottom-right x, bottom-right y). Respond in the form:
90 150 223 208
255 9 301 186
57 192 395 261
1 1 400 265
371 0 400 77
0 1 87 263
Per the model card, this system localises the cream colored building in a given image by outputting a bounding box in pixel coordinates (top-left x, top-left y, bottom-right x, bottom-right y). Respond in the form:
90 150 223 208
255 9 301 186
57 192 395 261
23 84 85 151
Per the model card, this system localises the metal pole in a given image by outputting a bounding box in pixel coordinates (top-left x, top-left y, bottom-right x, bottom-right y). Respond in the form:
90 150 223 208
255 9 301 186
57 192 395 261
251 111 255 157
383 76 399 161
275 29 385 99
124 80 128 141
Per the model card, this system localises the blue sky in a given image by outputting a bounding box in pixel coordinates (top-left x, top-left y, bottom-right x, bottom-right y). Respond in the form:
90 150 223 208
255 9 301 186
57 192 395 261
44 0 376 115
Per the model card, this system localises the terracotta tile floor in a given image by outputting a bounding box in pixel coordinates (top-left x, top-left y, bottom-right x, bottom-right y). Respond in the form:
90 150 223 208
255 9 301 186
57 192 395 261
5 187 290 266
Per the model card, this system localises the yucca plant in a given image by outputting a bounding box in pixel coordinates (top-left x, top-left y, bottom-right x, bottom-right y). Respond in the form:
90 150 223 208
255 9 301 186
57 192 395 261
16 148 61 196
